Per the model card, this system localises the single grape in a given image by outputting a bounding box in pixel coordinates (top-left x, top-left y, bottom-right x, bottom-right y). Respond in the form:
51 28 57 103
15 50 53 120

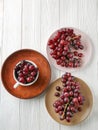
78 107 82 112
69 91 74 97
66 86 71 91
59 99 64 104
60 94 65 99
74 92 79 97
54 92 60 97
64 97 69 104
74 88 80 93
78 96 83 102
58 106 63 111
63 87 67 92
55 108 59 113
64 92 69 97
66 116 71 122
73 98 78 103
67 106 71 111
66 112 73 117
59 111 63 115
53 103 57 108
56 86 61 91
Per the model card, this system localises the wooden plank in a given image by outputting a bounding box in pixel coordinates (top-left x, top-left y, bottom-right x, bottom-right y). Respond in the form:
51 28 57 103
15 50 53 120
60 0 98 130
0 0 3 47
0 0 3 103
19 1 41 130
22 0 41 51
40 0 60 130
0 0 22 130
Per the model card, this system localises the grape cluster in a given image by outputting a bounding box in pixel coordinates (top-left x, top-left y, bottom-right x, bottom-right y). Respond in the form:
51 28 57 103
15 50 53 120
48 28 84 68
15 60 38 84
53 72 85 122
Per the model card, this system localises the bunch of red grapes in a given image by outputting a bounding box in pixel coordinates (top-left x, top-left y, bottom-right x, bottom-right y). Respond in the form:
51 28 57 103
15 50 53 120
15 60 38 84
48 28 84 68
53 72 85 122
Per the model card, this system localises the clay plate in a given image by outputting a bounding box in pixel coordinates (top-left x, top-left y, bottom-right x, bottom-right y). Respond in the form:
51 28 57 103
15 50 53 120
1 49 51 99
46 27 92 72
45 77 93 125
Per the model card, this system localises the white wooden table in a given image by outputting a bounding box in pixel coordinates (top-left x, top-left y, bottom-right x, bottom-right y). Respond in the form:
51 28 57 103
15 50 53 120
0 0 98 130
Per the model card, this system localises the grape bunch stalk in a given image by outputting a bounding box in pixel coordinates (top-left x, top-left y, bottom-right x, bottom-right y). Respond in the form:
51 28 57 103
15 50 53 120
53 72 85 122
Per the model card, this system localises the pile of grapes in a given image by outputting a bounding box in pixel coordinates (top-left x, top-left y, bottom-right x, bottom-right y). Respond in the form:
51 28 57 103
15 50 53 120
48 28 84 68
53 72 85 122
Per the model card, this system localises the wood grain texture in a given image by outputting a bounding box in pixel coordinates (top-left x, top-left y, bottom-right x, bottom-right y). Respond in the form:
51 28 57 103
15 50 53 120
40 1 60 130
0 0 98 130
0 0 21 130
20 1 41 130
0 0 3 119
0 0 3 48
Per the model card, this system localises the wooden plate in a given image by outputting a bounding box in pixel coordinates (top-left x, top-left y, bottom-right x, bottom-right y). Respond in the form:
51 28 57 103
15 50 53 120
1 49 51 99
45 77 93 125
47 27 92 72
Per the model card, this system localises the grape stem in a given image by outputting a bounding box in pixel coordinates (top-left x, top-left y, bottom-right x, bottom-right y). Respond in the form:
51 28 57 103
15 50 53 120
63 103 68 116
63 97 73 118
71 35 81 40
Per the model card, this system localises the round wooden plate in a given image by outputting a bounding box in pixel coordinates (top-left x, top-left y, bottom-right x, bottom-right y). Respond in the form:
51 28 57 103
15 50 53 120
46 27 92 72
45 77 93 125
1 49 51 99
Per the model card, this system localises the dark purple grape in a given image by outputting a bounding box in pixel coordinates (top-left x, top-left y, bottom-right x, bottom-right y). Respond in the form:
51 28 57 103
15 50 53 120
64 92 69 97
74 88 80 93
66 112 73 117
66 72 71 77
55 108 59 113
69 91 74 97
61 78 66 83
71 86 76 90
64 97 69 103
58 106 63 111
79 101 83 105
66 85 71 91
67 106 71 111
63 87 67 92
70 101 74 106
53 103 57 108
59 99 64 104
56 86 61 91
60 94 65 99
54 92 60 97
78 96 83 102
59 111 63 115
79 45 84 50
78 107 82 112
65 81 71 86
66 116 71 122
21 60 26 66
70 107 77 113
73 98 78 103
74 92 79 97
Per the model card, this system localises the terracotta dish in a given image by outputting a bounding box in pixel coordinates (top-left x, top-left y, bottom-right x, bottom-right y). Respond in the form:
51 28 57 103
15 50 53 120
1 49 51 99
